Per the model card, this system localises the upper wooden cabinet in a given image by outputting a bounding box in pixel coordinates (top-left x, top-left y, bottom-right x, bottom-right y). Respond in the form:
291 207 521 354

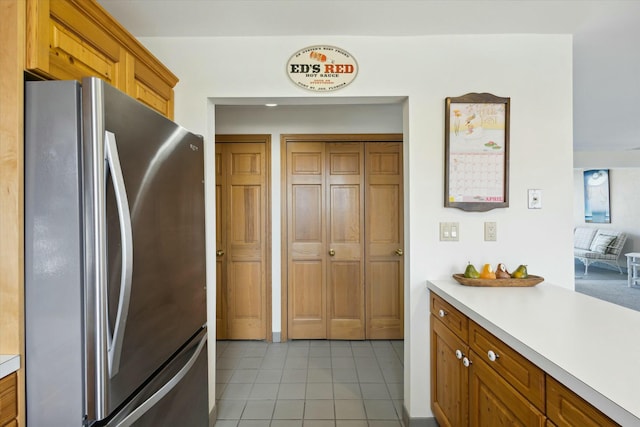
25 0 177 118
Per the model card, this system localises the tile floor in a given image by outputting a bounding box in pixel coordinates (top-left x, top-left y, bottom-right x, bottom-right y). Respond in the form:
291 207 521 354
215 340 405 427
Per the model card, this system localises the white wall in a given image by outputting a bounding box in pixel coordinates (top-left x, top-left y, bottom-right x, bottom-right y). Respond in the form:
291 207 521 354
140 34 575 420
573 168 640 254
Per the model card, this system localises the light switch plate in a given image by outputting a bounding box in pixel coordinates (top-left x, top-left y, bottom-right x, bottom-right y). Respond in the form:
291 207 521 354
528 189 542 209
440 222 459 241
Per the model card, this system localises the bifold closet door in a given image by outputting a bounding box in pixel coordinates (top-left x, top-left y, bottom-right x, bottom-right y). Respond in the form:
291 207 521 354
286 138 403 340
287 142 327 339
326 142 365 339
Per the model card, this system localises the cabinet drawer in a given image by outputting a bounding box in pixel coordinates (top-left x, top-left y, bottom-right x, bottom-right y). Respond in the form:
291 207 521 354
0 373 17 426
430 293 468 340
469 320 545 411
546 376 619 427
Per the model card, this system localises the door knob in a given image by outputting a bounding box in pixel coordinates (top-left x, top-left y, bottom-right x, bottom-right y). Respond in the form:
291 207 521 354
395 248 404 256
329 249 335 256
216 250 225 257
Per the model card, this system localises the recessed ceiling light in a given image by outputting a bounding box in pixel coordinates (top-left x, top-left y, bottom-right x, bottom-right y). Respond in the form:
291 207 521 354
265 103 278 107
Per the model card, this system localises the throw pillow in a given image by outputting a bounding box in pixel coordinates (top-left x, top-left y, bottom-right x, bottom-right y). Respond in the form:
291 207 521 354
574 228 597 250
589 233 616 254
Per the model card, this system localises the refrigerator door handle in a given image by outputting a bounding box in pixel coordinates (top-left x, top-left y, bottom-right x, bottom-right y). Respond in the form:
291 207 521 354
114 333 208 427
105 130 134 378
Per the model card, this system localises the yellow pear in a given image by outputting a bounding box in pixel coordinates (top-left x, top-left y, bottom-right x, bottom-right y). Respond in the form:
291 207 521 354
479 263 496 279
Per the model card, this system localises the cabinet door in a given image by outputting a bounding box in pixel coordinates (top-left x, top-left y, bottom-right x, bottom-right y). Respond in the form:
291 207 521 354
130 58 176 119
431 315 469 427
546 376 619 427
0 373 17 426
468 351 546 427
27 0 127 87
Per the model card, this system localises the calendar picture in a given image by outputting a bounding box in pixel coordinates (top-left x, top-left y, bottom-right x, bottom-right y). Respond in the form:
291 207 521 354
444 93 510 212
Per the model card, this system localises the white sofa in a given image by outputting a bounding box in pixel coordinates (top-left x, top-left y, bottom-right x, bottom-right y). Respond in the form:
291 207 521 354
574 227 627 275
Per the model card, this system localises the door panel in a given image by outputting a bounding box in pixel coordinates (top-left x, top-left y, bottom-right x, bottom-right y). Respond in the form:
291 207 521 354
366 143 404 339
288 142 327 338
216 137 269 340
290 261 326 338
327 143 364 339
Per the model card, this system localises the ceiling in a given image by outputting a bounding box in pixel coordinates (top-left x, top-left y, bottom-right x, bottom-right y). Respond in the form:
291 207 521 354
97 0 640 152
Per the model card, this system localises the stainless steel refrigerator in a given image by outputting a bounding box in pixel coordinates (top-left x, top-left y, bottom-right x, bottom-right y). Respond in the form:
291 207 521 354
24 77 209 427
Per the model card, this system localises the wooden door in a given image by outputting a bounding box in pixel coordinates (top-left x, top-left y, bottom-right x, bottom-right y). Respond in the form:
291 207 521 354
431 315 469 427
216 135 270 340
326 143 365 339
468 351 546 427
284 134 403 341
365 142 404 339
287 142 327 339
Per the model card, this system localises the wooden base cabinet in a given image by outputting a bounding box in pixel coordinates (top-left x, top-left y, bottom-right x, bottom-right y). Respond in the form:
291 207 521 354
0 373 17 427
430 292 620 427
431 293 545 426
430 294 546 427
26 0 178 118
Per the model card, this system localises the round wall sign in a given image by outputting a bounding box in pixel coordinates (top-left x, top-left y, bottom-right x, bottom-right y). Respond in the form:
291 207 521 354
286 45 358 92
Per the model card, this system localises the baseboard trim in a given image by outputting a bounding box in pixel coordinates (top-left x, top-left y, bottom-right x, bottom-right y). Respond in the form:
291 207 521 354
402 405 438 427
209 405 217 427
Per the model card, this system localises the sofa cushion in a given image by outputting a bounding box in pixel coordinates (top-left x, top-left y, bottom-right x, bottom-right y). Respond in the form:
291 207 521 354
574 227 597 250
589 233 617 254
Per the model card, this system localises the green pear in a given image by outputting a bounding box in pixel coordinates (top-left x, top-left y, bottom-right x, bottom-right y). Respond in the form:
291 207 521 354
511 264 528 279
464 262 480 279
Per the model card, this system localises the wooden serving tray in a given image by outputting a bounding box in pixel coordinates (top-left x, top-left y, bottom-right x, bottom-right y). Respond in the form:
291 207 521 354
452 274 544 287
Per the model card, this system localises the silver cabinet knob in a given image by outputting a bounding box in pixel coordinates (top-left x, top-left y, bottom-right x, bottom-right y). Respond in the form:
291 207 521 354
462 357 472 368
438 309 446 317
487 350 499 362
455 349 463 360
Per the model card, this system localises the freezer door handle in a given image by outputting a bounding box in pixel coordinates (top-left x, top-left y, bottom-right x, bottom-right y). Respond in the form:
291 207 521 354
114 333 208 427
105 130 134 378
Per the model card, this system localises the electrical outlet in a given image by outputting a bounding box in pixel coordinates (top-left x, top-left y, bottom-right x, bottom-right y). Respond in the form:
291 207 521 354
484 222 497 241
528 189 542 209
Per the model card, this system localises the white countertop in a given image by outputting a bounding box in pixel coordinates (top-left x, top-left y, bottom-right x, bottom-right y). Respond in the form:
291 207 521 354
0 354 20 379
427 279 640 426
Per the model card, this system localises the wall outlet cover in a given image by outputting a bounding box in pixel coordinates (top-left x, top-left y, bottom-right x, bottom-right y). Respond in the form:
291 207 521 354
528 189 542 209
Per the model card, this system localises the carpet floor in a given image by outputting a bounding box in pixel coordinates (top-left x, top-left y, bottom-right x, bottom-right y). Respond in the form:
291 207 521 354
574 261 640 312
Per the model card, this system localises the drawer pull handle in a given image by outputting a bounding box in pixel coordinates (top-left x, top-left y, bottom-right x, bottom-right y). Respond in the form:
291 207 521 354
438 309 446 317
487 350 499 362
462 357 472 368
455 349 463 360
